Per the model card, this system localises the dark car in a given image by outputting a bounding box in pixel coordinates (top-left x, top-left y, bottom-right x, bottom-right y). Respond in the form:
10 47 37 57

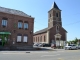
43 44 51 47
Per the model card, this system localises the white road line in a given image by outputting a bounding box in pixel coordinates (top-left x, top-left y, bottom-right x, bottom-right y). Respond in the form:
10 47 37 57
41 54 60 57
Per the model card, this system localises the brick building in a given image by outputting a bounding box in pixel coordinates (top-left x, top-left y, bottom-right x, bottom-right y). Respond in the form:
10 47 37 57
0 6 34 50
33 2 67 47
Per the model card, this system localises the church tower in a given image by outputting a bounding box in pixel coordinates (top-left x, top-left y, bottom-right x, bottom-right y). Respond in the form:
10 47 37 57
48 2 62 29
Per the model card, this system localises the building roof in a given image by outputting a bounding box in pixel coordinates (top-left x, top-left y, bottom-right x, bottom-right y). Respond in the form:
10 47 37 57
51 2 60 10
34 25 67 35
0 6 33 18
34 28 48 35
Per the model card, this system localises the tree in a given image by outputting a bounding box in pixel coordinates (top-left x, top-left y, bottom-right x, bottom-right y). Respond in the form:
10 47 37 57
68 37 79 44
74 37 78 44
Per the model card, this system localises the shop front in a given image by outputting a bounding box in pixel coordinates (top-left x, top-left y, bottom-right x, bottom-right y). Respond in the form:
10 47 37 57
0 32 11 46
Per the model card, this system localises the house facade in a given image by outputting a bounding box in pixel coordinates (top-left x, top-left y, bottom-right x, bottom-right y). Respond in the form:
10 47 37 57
33 2 67 47
0 6 34 50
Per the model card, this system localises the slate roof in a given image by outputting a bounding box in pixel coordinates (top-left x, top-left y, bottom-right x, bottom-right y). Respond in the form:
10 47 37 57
34 28 48 35
51 2 60 10
0 6 33 18
34 26 67 35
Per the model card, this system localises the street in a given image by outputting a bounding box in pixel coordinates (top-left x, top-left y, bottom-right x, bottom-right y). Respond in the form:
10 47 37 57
0 49 80 60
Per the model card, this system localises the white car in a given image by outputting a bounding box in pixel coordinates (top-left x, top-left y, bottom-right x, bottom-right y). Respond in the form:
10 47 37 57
65 44 78 50
33 43 42 48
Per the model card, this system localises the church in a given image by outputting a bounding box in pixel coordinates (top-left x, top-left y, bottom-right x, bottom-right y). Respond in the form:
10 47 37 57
33 2 67 47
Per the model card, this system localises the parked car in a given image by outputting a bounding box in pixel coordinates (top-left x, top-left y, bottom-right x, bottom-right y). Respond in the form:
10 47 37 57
33 43 43 48
38 43 43 47
43 44 51 47
33 43 40 48
65 44 78 50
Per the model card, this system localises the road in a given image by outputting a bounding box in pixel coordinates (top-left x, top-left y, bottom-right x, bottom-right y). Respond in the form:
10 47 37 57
0 49 80 60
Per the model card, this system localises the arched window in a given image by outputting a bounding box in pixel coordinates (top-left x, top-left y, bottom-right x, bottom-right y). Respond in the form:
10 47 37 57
56 13 58 17
18 20 23 29
23 34 28 42
56 25 59 32
44 36 46 42
2 17 8 27
59 12 61 17
17 33 22 42
38 37 39 42
36 37 37 42
34 37 35 42
40 36 42 42
50 14 51 17
24 21 28 30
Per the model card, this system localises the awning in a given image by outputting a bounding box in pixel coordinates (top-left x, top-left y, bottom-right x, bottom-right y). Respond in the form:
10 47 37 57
0 32 11 35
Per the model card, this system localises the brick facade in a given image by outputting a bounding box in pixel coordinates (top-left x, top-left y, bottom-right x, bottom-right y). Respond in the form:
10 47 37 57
49 25 67 44
0 8 34 50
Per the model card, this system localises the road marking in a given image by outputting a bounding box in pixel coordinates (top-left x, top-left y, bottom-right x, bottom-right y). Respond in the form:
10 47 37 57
41 54 60 57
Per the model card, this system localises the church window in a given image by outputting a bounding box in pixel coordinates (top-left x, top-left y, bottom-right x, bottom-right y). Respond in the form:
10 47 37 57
44 36 46 42
56 25 59 32
59 12 61 17
50 14 51 17
56 13 58 17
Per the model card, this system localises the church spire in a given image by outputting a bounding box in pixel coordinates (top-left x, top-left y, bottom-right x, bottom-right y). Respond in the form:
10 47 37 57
51 2 60 10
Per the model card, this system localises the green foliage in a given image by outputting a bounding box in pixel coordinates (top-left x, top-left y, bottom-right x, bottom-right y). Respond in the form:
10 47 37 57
68 37 79 44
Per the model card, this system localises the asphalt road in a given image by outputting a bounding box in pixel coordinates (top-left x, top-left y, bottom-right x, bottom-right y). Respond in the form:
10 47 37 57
0 49 80 60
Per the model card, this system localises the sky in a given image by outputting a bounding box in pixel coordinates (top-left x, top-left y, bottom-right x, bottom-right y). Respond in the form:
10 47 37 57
0 0 80 41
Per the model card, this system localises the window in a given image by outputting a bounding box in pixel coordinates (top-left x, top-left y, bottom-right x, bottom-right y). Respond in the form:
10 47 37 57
56 25 59 32
50 14 51 17
38 37 39 42
34 37 35 42
17 34 22 42
40 36 42 42
56 13 58 17
23 34 28 42
44 36 46 42
59 12 61 17
24 23 28 30
18 21 22 29
2 18 8 27
36 37 37 42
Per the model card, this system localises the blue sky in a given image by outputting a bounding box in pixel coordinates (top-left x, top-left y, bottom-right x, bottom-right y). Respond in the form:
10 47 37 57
0 0 80 41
